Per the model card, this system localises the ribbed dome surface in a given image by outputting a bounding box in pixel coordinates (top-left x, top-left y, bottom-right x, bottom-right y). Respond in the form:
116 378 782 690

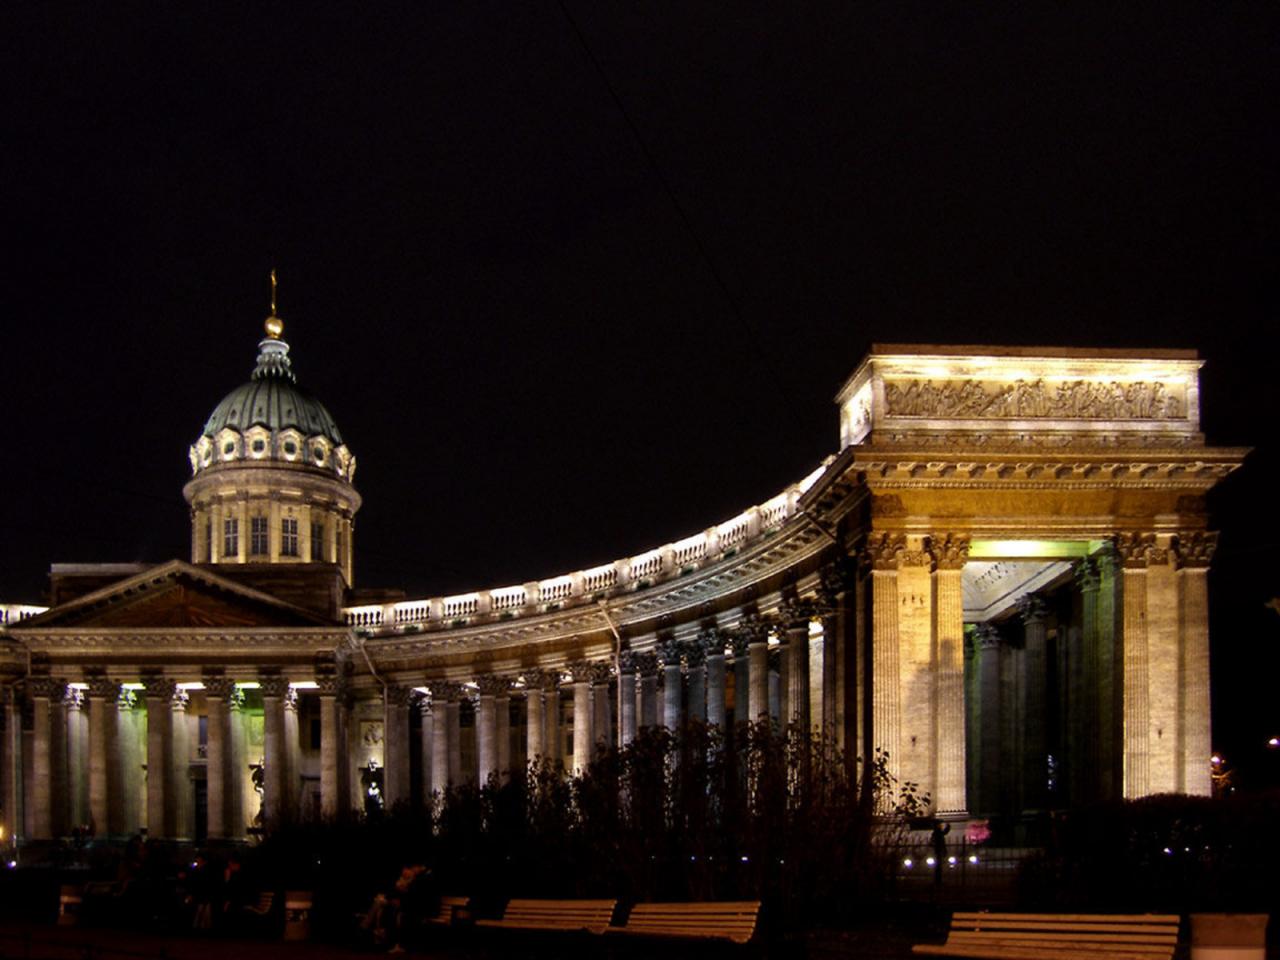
201 377 344 445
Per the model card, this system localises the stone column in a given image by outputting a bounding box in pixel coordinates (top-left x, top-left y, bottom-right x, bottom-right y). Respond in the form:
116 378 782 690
428 682 453 795
382 684 412 808
418 693 434 801
569 662 594 774
227 687 246 837
1178 532 1216 796
523 673 545 764
1145 534 1183 795
495 681 512 779
730 633 750 726
685 641 707 725
446 689 463 787
86 676 120 837
1095 552 1120 800
636 653 659 730
259 674 288 831
1017 595 1050 811
867 533 904 798
617 656 637 746
1116 533 1151 798
1 686 20 841
974 624 1002 815
28 677 63 839
283 687 301 821
171 688 191 839
67 688 88 830
1076 559 1102 803
782 606 810 732
49 685 69 837
203 676 235 839
658 640 683 731
702 629 727 729
747 626 769 724
767 649 782 725
476 676 505 785
932 533 969 815
140 676 175 838
116 689 142 835
317 676 343 818
541 673 562 767
590 663 612 756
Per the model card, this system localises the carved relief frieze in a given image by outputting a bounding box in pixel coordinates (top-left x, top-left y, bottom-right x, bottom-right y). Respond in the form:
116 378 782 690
884 378 1185 421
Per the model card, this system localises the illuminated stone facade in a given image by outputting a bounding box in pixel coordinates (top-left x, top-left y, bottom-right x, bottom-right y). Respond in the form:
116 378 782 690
0 339 1246 847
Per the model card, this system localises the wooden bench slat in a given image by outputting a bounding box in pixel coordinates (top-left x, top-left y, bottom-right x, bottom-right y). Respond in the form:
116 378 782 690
950 921 1178 933
915 911 1180 960
950 913 1179 924
949 930 1178 943
915 948 1173 960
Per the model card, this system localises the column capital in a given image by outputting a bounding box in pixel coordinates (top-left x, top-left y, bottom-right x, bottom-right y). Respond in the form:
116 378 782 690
739 612 769 646
567 660 596 683
974 623 1003 650
384 683 414 708
140 675 177 701
588 661 612 685
819 557 856 602
1074 558 1100 592
863 531 907 570
314 673 344 697
633 651 659 678
1114 531 1158 568
477 674 514 696
1017 594 1049 625
64 686 84 709
85 674 122 701
656 637 683 668
697 626 726 658
1176 531 1218 569
930 533 971 570
727 629 751 659
683 640 706 669
258 673 290 698
427 679 460 702
616 651 636 676
172 688 191 710
27 675 67 700
203 675 237 700
779 597 819 629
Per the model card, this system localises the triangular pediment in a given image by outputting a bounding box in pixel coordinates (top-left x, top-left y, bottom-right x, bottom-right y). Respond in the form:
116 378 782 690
12 560 337 630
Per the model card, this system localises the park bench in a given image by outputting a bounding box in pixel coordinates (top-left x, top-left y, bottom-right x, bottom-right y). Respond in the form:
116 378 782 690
912 911 1181 960
475 898 618 935
606 901 761 944
427 895 471 926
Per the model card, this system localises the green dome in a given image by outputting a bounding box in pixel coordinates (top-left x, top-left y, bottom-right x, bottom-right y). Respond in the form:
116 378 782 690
202 376 344 445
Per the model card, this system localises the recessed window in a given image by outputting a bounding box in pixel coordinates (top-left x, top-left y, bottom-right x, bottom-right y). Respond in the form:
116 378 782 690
204 520 212 563
223 441 236 456
250 516 269 556
252 439 265 453
283 440 297 456
223 517 239 558
281 518 299 557
311 521 325 562
313 445 326 464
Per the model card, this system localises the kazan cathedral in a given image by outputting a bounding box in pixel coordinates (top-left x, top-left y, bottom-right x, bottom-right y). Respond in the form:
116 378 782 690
0 295 1247 849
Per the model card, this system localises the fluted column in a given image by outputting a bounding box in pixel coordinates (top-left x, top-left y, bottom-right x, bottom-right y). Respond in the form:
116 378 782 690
446 690 463 787
1116 534 1151 798
227 688 246 837
867 533 904 794
1076 559 1102 803
203 676 235 839
1 686 20 841
730 633 750 726
67 688 87 830
259 674 288 831
702 629 726 729
524 673 545 763
496 682 512 779
382 684 411 807
767 649 782 725
316 676 342 818
782 607 810 732
1178 532 1216 796
932 534 968 814
658 640 683 731
569 662 593 774
541 672 562 767
428 682 454 794
636 653 659 730
86 676 121 837
617 655 637 746
974 624 1002 814
28 677 63 839
171 689 192 839
140 676 175 838
477 676 507 785
424 691 440 803
49 686 69 836
1018 593 1049 814
282 687 300 822
747 624 769 724
685 642 707 725
590 663 612 757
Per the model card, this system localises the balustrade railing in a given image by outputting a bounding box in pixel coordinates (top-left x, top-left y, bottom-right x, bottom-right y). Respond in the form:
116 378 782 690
341 458 833 631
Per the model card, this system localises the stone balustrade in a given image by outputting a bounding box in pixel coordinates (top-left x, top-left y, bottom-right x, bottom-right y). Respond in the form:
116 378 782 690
342 462 830 632
0 603 48 625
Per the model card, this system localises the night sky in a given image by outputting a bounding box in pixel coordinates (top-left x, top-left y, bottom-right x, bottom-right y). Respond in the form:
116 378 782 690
3 6 1277 780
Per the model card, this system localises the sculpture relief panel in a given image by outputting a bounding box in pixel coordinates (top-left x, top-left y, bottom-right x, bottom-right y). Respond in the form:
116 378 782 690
884 378 1185 421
